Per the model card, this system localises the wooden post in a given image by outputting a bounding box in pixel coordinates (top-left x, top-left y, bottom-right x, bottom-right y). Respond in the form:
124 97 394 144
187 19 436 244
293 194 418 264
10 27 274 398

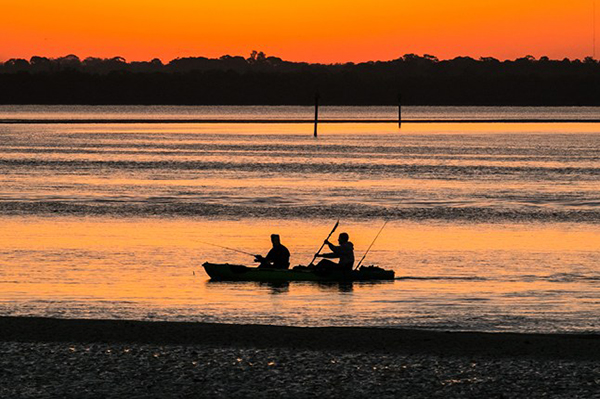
397 92 402 129
314 92 320 137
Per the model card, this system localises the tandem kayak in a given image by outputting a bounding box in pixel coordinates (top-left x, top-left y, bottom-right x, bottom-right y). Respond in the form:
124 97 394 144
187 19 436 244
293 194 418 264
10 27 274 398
202 262 395 282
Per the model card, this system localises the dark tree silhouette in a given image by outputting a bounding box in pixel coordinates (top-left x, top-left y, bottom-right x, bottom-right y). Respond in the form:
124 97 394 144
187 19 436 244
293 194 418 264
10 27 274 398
0 53 598 105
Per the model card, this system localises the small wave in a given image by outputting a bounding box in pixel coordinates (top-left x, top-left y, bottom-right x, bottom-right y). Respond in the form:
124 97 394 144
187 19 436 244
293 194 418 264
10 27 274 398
1 201 599 222
543 273 600 283
1 158 599 179
503 274 600 283
395 276 488 281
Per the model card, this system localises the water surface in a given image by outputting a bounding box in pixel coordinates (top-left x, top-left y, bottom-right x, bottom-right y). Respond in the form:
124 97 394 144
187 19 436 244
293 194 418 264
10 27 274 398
1 106 598 333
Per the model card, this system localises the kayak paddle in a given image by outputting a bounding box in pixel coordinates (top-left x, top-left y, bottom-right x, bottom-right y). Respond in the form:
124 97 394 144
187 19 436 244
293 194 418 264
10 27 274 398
309 220 340 266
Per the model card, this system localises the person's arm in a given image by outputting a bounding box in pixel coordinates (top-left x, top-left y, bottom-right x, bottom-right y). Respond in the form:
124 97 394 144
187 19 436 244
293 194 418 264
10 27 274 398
316 247 340 259
255 249 274 263
264 248 276 261
318 252 338 259
315 240 340 259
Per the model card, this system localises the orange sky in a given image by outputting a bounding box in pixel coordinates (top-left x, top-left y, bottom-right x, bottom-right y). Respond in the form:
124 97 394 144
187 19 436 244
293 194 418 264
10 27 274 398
2 0 597 63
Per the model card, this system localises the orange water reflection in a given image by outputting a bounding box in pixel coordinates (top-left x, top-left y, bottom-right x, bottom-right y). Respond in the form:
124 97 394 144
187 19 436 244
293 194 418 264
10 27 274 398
1 216 598 332
1 117 599 332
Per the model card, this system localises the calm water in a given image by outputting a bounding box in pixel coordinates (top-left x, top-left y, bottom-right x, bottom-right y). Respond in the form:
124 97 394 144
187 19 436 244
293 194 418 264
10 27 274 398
0 106 599 333
2 105 600 121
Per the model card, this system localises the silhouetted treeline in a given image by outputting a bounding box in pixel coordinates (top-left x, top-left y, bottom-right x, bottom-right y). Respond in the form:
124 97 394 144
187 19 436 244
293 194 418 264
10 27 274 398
1 52 599 105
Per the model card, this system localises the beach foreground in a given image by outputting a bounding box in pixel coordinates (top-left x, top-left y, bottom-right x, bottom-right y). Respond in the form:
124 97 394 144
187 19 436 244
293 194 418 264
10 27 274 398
1 317 599 398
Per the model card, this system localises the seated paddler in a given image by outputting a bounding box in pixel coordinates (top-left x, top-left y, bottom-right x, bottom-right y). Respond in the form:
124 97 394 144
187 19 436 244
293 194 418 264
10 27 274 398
254 234 290 269
314 232 354 271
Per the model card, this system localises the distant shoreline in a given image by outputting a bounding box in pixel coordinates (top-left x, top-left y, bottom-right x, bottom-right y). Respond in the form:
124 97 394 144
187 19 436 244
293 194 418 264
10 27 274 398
1 316 598 360
2 55 599 106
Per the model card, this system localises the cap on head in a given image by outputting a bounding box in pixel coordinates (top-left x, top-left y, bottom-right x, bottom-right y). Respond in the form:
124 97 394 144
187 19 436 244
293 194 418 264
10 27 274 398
339 232 349 243
271 234 281 244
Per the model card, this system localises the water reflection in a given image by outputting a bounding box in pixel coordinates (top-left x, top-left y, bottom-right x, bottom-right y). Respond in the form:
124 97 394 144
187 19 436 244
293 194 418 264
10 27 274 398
205 279 396 295
205 280 290 295
1 108 599 333
313 280 395 293
316 282 354 293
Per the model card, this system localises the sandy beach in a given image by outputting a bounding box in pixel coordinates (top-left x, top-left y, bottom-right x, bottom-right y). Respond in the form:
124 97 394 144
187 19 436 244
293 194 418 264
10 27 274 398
1 317 599 398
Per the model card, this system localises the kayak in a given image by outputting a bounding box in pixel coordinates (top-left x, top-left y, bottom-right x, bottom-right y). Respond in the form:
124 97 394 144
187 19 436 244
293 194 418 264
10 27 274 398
202 262 395 282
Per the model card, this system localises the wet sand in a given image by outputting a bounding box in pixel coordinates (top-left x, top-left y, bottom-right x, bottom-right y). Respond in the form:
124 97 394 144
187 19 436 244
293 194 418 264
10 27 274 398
1 317 599 398
2 316 600 360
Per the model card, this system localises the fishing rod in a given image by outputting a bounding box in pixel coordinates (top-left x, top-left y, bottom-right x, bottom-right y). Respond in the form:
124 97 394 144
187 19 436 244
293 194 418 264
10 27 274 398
354 221 388 270
309 220 340 266
200 241 257 257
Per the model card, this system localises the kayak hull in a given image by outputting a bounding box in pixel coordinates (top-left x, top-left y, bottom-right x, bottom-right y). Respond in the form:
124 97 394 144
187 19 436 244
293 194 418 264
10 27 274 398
202 262 395 282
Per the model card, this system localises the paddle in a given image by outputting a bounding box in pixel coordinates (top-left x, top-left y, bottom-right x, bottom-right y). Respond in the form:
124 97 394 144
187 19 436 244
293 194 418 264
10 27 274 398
309 220 340 266
354 220 388 270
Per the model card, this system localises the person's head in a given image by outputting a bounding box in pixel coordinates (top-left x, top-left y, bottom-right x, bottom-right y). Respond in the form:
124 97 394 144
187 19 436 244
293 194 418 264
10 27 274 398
338 232 349 244
270 234 281 246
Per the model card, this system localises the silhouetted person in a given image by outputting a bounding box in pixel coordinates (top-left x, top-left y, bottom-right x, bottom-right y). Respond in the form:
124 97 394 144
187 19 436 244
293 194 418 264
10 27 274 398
255 234 290 269
314 232 354 271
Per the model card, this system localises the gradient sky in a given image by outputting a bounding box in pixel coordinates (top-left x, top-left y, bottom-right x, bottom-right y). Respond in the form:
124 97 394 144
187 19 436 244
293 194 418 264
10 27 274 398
2 0 597 63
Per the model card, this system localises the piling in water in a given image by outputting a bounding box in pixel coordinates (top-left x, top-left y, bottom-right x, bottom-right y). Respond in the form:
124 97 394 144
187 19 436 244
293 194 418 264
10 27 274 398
398 93 402 129
314 92 320 137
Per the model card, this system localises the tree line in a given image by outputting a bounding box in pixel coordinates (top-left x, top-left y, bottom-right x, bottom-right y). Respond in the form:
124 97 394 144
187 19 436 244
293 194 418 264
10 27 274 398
1 52 598 105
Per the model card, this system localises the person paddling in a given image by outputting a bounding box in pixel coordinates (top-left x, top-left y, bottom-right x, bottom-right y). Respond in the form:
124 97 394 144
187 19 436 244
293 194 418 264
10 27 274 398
314 232 354 271
255 234 290 269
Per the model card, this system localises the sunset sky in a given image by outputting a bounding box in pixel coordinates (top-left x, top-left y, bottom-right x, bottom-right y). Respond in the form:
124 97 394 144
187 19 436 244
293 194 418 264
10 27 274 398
2 0 597 63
